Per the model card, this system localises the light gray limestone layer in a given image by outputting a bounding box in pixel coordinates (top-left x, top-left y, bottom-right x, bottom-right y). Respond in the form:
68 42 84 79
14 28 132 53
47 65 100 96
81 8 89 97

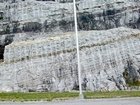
0 27 139 92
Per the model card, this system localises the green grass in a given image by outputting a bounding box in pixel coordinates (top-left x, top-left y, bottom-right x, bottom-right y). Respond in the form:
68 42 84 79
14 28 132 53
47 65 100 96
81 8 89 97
0 92 78 102
84 91 140 99
0 91 139 102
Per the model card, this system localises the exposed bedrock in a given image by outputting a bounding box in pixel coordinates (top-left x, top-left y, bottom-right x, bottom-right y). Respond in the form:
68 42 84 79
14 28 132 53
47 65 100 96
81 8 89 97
0 0 140 34
0 27 139 92
0 0 140 92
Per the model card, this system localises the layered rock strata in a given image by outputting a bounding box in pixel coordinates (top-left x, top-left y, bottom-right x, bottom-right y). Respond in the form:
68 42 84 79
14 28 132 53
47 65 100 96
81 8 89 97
0 0 140 59
0 0 140 92
0 27 139 92
0 0 140 35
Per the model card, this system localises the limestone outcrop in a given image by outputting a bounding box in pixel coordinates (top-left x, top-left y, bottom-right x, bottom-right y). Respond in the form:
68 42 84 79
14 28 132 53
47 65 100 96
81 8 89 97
0 0 140 92
0 0 140 34
0 27 139 92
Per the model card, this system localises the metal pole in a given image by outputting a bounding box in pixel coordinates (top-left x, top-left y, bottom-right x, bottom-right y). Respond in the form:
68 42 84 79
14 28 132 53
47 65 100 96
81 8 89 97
73 0 84 99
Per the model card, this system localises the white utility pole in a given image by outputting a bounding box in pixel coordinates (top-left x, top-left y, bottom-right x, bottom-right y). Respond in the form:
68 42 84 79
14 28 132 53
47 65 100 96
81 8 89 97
73 0 84 99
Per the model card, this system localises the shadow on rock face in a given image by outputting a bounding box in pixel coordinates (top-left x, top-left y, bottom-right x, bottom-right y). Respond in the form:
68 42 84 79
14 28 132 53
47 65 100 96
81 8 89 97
0 34 14 60
123 57 140 87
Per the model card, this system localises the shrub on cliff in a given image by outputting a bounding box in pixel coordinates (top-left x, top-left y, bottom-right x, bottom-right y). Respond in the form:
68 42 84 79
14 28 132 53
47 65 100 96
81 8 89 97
0 16 3 19
123 61 140 86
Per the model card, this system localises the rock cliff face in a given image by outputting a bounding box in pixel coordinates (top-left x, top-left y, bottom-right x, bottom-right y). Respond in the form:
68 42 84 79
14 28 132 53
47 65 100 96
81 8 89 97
0 0 140 34
0 27 139 92
0 0 140 92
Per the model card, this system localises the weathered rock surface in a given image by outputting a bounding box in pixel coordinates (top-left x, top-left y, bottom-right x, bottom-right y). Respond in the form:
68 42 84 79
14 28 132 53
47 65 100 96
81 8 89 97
0 0 140 34
0 0 140 58
0 27 139 92
0 0 140 92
